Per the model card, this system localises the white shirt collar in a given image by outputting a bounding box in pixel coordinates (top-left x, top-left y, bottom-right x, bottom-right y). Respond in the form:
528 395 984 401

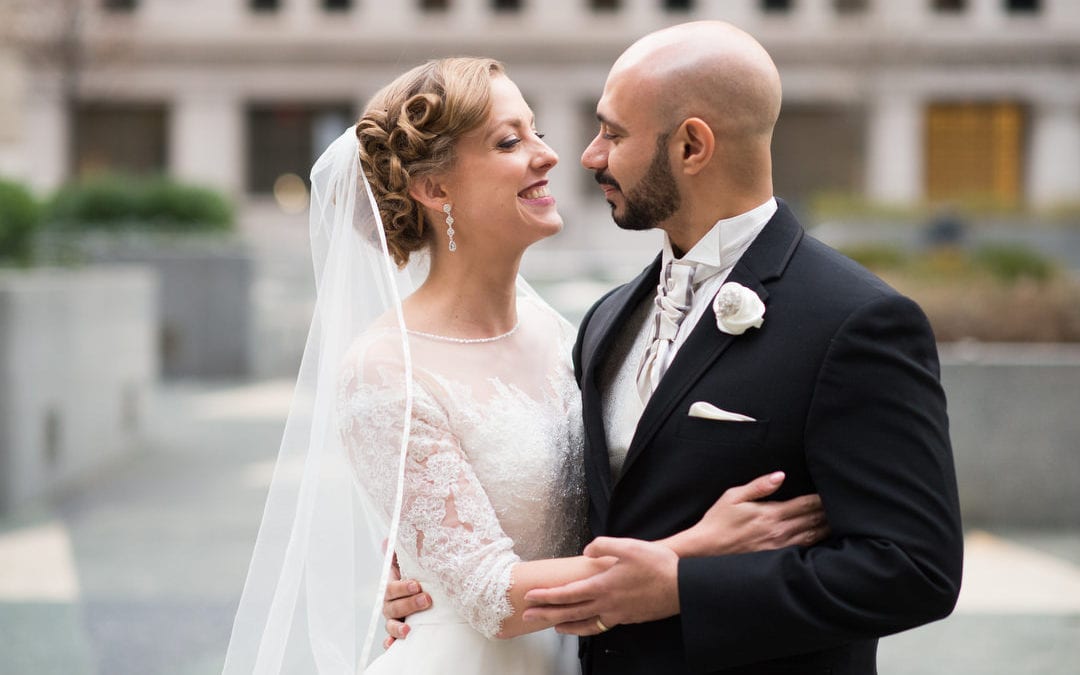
661 197 778 275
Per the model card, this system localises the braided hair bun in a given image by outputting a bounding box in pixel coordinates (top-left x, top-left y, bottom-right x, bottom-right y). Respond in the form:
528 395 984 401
356 57 504 267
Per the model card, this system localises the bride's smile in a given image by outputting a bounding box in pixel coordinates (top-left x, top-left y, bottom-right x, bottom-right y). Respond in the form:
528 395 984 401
518 180 554 206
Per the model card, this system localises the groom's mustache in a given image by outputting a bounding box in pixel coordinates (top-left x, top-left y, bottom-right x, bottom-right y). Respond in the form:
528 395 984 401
594 171 620 191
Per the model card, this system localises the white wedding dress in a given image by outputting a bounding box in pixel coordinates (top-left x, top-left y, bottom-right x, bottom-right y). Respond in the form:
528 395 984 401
338 294 587 674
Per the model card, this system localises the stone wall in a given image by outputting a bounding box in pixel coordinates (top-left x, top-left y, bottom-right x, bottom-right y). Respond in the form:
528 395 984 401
80 238 254 378
941 343 1080 528
0 267 157 513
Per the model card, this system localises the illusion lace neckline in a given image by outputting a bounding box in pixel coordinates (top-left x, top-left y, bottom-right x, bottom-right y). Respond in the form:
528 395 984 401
407 320 521 344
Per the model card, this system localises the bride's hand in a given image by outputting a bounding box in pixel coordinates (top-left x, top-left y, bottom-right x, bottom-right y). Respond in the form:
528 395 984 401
659 471 829 558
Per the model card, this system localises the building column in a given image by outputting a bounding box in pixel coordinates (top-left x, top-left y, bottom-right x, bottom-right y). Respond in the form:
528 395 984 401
361 0 412 29
453 0 487 29
143 0 243 26
699 0 755 25
170 90 243 195
625 0 660 32
866 88 924 205
1027 97 1080 208
0 48 24 177
532 0 581 28
970 0 1003 28
284 0 318 26
797 0 833 30
1046 0 1080 30
23 74 69 193
875 0 924 28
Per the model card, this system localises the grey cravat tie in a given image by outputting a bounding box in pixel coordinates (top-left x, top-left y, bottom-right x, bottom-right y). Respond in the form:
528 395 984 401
636 260 697 405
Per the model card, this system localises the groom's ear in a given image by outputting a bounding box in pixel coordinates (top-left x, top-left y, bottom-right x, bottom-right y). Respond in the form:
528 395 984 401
676 118 715 176
408 176 449 211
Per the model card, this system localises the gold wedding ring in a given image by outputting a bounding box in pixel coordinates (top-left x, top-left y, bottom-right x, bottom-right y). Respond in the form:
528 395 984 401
595 617 610 633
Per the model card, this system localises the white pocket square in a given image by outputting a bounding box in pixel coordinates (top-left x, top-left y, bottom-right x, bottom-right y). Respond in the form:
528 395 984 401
688 401 756 422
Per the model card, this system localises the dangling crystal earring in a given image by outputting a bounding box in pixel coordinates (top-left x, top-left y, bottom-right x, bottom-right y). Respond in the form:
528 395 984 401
443 203 457 252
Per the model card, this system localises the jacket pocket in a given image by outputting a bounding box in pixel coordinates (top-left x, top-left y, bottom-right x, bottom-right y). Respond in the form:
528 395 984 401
676 415 769 445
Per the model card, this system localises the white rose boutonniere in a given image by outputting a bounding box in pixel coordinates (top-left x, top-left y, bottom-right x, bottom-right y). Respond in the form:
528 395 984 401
713 282 765 335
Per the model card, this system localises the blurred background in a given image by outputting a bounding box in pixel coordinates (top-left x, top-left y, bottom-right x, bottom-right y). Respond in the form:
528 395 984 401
1 1 1078 673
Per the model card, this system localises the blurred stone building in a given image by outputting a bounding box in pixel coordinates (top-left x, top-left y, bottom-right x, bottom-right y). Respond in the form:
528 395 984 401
1 0 1079 268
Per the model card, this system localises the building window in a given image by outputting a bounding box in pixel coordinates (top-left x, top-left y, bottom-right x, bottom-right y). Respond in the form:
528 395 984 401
833 0 867 14
251 0 280 12
73 103 167 178
492 0 523 11
323 0 352 10
102 0 137 11
247 103 354 194
590 0 620 11
761 0 794 13
1005 0 1040 13
420 0 450 11
772 104 866 210
664 0 695 11
932 0 966 12
925 102 1025 208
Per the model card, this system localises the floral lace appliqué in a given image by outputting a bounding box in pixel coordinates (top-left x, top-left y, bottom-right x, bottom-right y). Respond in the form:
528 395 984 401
335 305 586 639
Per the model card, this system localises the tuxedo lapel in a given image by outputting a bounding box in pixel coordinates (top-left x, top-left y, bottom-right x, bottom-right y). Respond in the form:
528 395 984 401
617 202 804 482
581 255 662 502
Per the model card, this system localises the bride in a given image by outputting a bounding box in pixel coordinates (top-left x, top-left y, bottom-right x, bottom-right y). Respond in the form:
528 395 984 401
222 57 825 675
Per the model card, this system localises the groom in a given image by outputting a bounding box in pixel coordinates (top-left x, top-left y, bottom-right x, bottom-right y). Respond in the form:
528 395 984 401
517 20 963 674
387 20 963 674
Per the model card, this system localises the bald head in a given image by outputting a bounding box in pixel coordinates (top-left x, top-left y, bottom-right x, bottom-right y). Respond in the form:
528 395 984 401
611 21 782 141
584 21 781 243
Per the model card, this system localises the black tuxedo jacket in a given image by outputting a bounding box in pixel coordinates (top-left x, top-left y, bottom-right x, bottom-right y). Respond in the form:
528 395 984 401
572 202 963 675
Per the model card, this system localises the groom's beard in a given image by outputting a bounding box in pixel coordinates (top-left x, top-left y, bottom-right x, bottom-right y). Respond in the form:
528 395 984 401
596 132 681 231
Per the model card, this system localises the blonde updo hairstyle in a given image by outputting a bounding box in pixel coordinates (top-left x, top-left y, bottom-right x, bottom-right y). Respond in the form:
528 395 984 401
357 57 505 267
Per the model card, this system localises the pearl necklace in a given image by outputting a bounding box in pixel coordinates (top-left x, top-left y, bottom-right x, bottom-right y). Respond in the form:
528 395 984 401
407 320 521 344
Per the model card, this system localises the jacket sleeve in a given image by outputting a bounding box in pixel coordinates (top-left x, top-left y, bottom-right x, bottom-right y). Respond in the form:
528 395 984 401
678 293 964 672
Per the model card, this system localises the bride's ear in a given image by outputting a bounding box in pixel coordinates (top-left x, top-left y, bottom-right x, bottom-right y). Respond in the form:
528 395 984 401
408 176 449 212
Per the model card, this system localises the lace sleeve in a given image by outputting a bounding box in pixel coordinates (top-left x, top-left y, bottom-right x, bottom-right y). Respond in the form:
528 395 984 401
337 349 520 639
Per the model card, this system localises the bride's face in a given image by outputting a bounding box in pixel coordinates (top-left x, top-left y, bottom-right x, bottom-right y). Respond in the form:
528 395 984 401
441 75 562 253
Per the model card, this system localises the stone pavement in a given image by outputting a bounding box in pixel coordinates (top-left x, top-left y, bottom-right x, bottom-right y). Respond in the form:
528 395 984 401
1 381 1078 675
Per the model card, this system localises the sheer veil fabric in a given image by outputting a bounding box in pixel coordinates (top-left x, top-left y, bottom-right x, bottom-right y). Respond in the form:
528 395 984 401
222 127 415 674
222 127 562 674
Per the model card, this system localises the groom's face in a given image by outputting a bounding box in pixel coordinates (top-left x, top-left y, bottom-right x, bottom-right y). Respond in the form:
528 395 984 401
607 132 681 231
582 75 681 232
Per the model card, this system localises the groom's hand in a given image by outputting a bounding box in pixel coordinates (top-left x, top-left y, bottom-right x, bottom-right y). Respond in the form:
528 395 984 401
380 552 431 649
522 538 679 636
381 578 431 647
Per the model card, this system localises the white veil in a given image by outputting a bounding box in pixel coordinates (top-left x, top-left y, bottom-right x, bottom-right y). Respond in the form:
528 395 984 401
222 127 416 674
